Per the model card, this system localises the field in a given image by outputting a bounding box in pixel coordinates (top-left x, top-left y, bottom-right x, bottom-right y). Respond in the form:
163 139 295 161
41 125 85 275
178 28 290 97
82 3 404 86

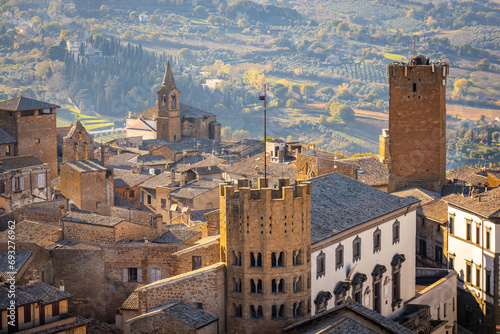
447 104 499 121
57 101 117 131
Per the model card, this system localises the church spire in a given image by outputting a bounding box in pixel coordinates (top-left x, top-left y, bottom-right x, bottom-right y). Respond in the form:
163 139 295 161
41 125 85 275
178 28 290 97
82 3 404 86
162 60 176 88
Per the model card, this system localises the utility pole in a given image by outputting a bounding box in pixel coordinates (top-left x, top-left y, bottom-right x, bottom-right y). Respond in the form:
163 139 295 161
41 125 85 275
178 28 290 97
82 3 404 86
259 84 269 181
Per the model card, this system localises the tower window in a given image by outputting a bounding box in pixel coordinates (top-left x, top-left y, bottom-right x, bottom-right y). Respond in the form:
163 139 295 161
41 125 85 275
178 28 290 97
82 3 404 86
250 279 262 294
271 252 285 267
293 301 304 317
272 279 285 293
171 94 176 109
250 305 263 319
272 305 285 320
413 83 417 92
250 252 262 267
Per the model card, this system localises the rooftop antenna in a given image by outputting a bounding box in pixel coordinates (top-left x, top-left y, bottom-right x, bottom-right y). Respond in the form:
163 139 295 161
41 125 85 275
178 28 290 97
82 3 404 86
259 84 269 182
413 36 416 58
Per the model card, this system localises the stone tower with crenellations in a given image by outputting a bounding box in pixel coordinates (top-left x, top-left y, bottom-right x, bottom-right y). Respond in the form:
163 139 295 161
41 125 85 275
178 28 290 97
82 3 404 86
156 60 181 142
386 56 448 193
220 177 312 334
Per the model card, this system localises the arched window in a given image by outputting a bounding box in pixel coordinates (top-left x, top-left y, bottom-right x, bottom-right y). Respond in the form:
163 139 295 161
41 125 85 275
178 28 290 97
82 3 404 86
233 304 242 318
293 301 304 317
272 304 285 320
353 236 361 262
250 252 262 267
271 252 285 267
171 94 176 109
233 251 241 266
272 279 285 293
316 251 325 279
314 291 331 314
250 305 263 319
293 249 304 265
250 279 262 294
293 276 303 292
392 220 400 244
162 94 167 105
373 228 381 253
335 244 344 270
233 278 242 293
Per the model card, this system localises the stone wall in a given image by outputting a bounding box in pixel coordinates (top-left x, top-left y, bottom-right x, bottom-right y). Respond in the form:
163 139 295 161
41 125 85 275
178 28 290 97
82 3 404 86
51 247 107 320
181 116 217 139
15 112 58 180
60 163 82 208
63 221 115 244
296 153 356 180
173 237 221 275
136 263 226 333
115 221 159 242
97 204 156 226
80 169 114 212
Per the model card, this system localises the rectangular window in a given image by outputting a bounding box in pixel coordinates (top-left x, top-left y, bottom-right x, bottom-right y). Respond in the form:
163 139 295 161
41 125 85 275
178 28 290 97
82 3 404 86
161 199 167 210
128 268 138 282
444 303 447 318
449 216 454 234
12 176 24 191
335 247 343 269
392 271 400 302
449 257 454 269
24 305 31 323
38 173 45 188
486 270 491 294
52 302 59 316
466 263 471 283
466 221 471 241
5 145 10 156
151 268 161 283
476 225 480 245
476 268 480 287
147 194 152 205
192 256 202 271
0 181 5 194
129 189 134 198
486 230 490 250
419 239 427 257
435 246 443 264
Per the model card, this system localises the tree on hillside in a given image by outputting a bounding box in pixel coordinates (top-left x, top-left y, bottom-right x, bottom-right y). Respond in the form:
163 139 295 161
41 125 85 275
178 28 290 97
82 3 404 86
178 48 193 60
300 84 315 100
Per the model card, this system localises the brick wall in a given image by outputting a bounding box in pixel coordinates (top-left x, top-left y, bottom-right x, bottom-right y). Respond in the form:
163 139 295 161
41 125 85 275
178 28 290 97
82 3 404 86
15 112 58 180
387 64 447 192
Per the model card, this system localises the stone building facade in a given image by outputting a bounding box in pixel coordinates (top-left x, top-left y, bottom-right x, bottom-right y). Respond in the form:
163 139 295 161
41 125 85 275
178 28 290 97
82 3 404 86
220 178 312 334
125 62 220 142
0 96 59 180
62 120 95 162
60 159 114 212
386 56 448 193
0 155 51 213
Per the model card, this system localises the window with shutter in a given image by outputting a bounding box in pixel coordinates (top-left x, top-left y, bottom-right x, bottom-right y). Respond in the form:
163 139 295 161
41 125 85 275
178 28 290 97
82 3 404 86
38 174 45 188
19 176 24 190
122 268 128 282
137 268 142 283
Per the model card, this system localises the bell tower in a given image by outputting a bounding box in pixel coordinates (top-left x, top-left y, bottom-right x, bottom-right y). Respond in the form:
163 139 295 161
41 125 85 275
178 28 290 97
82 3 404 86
157 61 181 142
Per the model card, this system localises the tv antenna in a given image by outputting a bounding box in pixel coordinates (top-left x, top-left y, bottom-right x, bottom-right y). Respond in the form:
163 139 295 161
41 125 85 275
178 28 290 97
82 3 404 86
258 84 269 182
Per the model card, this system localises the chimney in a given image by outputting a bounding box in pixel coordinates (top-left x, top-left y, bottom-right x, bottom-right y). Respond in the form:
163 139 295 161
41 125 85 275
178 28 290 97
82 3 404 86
171 169 175 182
101 145 110 166
128 111 132 117
155 214 163 235
59 280 65 291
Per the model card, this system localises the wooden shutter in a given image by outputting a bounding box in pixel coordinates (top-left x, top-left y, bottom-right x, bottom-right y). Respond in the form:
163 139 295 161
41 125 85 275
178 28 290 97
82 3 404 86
151 268 156 282
38 174 45 188
122 268 128 282
137 268 142 283
12 178 15 191
19 176 24 190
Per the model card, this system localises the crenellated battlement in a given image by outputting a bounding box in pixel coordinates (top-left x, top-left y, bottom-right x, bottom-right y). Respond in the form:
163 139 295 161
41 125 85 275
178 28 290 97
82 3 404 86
219 178 311 203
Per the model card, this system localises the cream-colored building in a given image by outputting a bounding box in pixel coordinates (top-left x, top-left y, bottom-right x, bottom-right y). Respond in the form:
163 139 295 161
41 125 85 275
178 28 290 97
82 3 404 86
309 173 419 318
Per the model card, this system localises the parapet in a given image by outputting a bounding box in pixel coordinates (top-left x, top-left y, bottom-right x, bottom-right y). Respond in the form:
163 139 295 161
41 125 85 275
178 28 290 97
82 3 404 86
219 178 311 203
